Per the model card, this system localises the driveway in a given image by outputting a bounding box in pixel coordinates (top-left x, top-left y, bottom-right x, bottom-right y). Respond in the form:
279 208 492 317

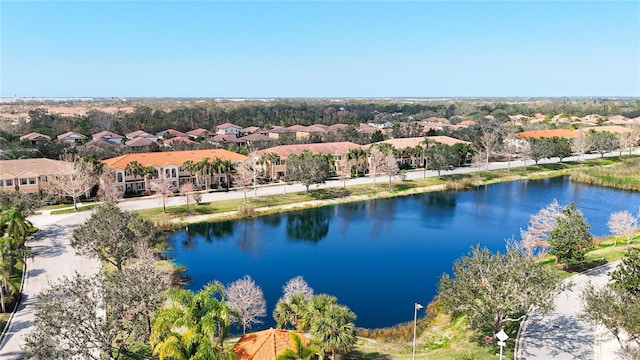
0 212 99 359
516 262 626 360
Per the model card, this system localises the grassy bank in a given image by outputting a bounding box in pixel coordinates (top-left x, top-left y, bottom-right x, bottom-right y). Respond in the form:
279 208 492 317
570 157 640 191
139 158 630 228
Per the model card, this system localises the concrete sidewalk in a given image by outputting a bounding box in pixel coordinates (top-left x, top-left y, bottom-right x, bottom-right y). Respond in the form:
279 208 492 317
516 262 626 360
0 212 99 359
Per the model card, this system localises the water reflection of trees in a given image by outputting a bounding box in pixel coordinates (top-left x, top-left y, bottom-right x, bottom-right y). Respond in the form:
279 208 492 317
365 200 396 238
336 202 367 234
286 208 330 243
236 220 260 255
185 221 234 245
421 192 457 215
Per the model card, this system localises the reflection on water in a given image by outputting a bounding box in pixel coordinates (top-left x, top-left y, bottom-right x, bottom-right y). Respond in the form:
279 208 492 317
286 207 330 243
167 177 640 329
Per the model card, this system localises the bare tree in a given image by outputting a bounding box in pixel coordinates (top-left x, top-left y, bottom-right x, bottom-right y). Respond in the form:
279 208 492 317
369 147 385 189
520 199 562 255
503 133 518 172
179 182 195 213
619 131 636 157
384 152 399 188
478 131 501 170
97 167 122 202
282 276 315 302
233 163 254 203
608 210 638 249
150 178 174 213
48 160 97 211
226 275 267 334
572 132 589 161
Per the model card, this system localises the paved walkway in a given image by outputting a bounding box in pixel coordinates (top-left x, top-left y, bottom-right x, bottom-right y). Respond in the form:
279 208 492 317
0 212 99 359
516 262 626 360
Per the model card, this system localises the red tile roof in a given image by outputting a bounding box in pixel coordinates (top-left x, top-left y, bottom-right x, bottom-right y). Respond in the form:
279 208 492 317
186 128 211 137
103 149 247 169
257 141 362 158
515 129 578 139
217 122 242 129
232 329 307 360
19 132 51 141
125 137 155 147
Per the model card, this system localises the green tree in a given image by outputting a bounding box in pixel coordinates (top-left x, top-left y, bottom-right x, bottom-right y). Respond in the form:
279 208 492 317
548 202 593 269
125 160 144 191
425 143 458 176
582 250 640 358
528 138 554 165
151 282 236 360
550 136 573 162
285 150 331 193
275 332 319 360
72 201 158 271
310 302 357 360
345 148 366 177
587 130 619 158
438 246 559 335
274 293 309 331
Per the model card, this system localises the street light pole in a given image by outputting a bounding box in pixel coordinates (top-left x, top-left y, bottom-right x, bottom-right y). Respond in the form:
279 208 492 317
413 303 423 360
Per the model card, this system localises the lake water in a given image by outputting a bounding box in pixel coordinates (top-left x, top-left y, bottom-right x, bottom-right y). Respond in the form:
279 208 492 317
166 177 640 329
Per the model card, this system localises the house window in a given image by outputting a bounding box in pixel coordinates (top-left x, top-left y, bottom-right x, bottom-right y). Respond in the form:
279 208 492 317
165 169 170 178
29 178 36 185
20 178 28 185
125 170 132 176
117 173 123 182
40 176 47 182
171 169 177 178
5 179 13 187
0 180 3 187
137 183 144 190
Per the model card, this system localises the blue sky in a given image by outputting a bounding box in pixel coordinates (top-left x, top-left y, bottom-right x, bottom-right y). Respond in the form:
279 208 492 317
1 1 639 98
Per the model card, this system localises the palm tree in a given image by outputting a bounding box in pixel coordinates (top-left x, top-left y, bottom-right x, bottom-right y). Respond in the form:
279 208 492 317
346 148 366 177
141 165 158 195
216 159 235 191
151 282 236 360
310 303 357 360
273 293 308 331
276 332 320 360
195 157 211 189
0 206 31 313
421 137 433 178
124 160 144 192
260 152 280 181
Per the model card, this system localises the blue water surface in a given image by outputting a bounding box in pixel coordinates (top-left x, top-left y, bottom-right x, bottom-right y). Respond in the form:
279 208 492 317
166 177 640 329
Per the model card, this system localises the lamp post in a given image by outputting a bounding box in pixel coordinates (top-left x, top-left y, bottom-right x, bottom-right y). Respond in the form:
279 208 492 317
413 303 423 360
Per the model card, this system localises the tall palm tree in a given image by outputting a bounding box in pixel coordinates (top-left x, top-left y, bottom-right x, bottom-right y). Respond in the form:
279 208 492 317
141 165 158 195
346 148 366 177
195 157 211 189
0 206 31 313
273 293 308 331
124 160 144 191
276 332 320 360
310 303 357 360
217 159 235 192
151 282 236 360
421 137 433 178
260 152 280 181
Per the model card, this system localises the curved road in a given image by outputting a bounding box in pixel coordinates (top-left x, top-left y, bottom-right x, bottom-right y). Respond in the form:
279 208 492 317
516 262 626 360
0 150 636 358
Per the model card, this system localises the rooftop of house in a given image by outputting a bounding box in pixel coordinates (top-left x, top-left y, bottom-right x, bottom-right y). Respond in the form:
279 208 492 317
217 122 242 129
57 131 87 140
103 149 248 169
515 129 579 139
257 141 362 158
232 328 307 360
19 132 51 141
0 158 70 179
186 128 211 137
92 130 122 139
125 137 155 147
240 133 273 142
367 136 472 149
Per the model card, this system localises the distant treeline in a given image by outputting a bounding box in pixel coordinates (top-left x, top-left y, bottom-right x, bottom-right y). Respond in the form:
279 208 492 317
12 98 640 138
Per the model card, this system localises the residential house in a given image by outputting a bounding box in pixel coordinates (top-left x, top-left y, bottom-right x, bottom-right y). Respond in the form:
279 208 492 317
57 131 87 146
0 158 70 193
212 134 247 146
256 141 363 180
162 137 198 148
266 126 291 140
238 133 273 148
186 128 214 141
242 126 261 135
19 132 51 145
156 128 188 140
125 137 155 148
91 130 123 144
216 122 242 136
510 129 579 152
232 328 308 360
368 136 472 167
102 149 248 193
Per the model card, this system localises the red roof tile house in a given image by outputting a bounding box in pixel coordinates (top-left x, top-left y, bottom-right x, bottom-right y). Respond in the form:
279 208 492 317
0 158 70 193
232 328 308 360
92 130 123 144
103 149 248 193
57 131 87 146
19 132 51 145
257 142 363 180
216 122 243 136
